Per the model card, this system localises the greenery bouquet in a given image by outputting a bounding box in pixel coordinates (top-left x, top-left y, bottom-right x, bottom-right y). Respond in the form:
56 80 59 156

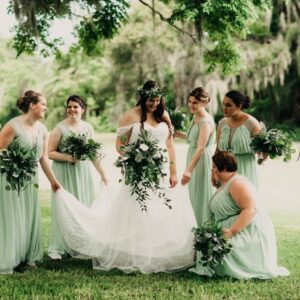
250 125 296 165
60 133 103 161
0 144 38 196
167 108 187 131
192 223 232 269
115 130 171 211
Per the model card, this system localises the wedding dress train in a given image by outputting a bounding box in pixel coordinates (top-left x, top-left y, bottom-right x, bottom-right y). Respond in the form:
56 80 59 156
54 122 197 273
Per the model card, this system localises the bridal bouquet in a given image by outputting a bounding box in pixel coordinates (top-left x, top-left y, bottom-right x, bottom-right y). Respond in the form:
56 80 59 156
0 144 38 196
60 133 103 161
250 125 295 165
192 223 232 269
168 108 187 131
115 130 171 211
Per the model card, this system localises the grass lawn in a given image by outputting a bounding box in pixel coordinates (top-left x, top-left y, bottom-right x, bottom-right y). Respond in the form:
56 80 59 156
0 190 299 300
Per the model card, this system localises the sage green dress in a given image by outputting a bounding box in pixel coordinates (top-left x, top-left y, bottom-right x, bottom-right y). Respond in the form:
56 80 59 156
48 121 97 257
217 117 258 187
186 117 216 226
0 117 45 274
190 175 290 279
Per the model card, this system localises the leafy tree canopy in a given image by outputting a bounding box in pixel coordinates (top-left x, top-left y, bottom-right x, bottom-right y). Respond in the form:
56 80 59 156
7 0 271 74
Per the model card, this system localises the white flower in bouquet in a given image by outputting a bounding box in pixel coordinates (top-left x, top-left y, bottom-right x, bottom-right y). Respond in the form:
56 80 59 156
140 143 149 151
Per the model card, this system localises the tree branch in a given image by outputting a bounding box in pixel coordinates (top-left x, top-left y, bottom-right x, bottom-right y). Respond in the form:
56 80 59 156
137 0 198 43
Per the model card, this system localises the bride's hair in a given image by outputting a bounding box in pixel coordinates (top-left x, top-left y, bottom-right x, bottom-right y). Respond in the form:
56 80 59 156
136 80 171 132
16 90 42 113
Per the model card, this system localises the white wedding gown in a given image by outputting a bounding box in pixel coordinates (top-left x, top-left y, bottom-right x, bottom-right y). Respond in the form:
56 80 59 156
54 122 197 273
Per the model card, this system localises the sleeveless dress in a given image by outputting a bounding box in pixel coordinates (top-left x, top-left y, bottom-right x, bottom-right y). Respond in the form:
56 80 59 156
190 175 290 279
0 117 46 274
48 121 97 257
186 117 216 226
218 117 258 187
54 122 197 273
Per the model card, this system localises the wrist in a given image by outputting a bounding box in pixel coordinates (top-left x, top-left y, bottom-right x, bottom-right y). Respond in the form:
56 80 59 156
184 170 192 177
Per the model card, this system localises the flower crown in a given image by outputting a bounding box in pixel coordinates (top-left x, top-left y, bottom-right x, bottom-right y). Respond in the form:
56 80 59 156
136 86 167 98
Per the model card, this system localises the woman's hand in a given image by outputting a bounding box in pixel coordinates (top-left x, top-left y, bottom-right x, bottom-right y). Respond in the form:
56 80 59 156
169 174 178 188
223 228 234 239
51 180 61 192
181 171 191 185
67 155 79 164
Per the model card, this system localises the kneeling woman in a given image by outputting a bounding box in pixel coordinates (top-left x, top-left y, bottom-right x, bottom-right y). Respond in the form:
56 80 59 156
190 151 289 279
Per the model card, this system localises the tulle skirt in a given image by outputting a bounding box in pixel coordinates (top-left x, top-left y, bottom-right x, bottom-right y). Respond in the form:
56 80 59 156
54 182 197 273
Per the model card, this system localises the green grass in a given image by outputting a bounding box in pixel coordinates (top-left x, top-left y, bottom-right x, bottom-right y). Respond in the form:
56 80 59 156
0 191 299 300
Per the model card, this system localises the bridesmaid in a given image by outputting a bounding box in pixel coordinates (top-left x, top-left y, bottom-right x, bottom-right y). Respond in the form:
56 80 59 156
216 91 262 187
190 151 289 279
0 90 60 274
48 95 108 260
178 87 216 226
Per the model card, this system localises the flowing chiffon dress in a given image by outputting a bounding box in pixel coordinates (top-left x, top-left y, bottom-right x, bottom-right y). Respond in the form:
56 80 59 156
190 175 290 279
0 117 46 274
186 117 216 226
218 117 258 187
54 122 197 273
48 121 97 257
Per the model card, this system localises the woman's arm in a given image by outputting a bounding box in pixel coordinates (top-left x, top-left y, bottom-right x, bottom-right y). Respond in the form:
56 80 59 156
166 134 178 188
40 132 60 192
174 131 186 139
48 127 77 163
181 122 212 185
223 180 257 238
116 110 137 155
0 125 14 149
215 125 221 153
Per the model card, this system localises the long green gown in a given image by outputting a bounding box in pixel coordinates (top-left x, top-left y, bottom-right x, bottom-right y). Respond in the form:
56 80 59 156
48 121 97 257
190 175 290 279
0 117 45 274
186 117 216 226
217 117 258 187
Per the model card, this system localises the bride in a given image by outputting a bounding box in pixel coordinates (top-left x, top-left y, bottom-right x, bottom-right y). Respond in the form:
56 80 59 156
54 80 197 273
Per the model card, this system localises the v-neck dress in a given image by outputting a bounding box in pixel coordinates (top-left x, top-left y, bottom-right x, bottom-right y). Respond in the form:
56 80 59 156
0 117 46 274
190 175 289 279
217 117 258 187
48 120 97 257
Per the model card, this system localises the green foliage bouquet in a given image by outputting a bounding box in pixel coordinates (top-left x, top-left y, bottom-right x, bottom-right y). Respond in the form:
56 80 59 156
60 133 103 161
167 108 187 131
250 125 296 165
115 130 171 211
0 144 38 195
192 223 232 269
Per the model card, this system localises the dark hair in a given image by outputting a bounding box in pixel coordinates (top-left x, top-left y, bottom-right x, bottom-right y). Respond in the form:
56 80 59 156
16 90 42 113
212 151 237 172
189 87 210 103
225 90 250 110
136 80 171 131
67 95 86 109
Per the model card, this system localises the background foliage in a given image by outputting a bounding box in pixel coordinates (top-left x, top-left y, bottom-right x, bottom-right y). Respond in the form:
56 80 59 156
0 0 299 135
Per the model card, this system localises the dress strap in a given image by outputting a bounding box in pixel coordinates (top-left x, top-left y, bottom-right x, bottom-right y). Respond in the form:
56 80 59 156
116 124 135 136
218 118 227 131
244 117 257 133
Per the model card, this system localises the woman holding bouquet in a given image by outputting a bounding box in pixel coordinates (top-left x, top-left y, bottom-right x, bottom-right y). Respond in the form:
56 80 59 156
54 80 196 273
216 91 262 187
190 151 289 279
176 87 216 226
48 95 108 260
0 90 60 274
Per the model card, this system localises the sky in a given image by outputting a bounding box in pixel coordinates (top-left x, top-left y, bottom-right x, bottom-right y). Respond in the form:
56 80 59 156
0 0 76 47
